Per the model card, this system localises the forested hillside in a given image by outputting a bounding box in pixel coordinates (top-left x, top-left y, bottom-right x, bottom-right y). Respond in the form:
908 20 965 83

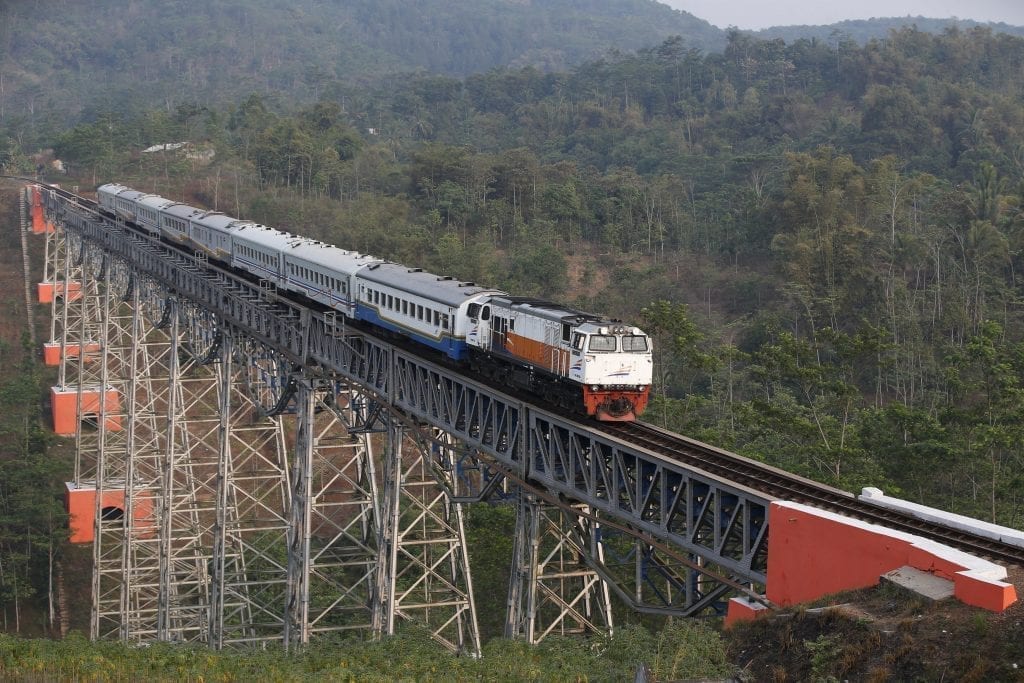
754 16 1024 44
5 0 1021 144
0 0 722 132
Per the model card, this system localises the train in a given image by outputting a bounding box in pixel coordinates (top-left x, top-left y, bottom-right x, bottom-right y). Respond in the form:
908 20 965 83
96 183 653 420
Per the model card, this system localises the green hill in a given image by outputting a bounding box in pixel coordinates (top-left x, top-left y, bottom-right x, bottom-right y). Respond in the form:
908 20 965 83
753 16 1024 44
0 0 723 132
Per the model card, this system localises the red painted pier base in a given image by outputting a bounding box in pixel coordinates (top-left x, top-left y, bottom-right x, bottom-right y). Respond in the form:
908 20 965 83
42 341 101 367
30 185 45 234
65 482 156 544
726 501 1018 627
37 281 82 304
50 386 122 436
723 597 769 629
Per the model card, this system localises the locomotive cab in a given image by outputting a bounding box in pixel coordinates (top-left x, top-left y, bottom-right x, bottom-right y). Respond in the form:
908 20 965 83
569 323 653 421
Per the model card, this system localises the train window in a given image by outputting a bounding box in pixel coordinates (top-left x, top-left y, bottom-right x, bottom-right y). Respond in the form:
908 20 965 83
481 306 490 321
572 333 584 350
441 314 450 331
588 335 616 352
433 310 440 326
417 305 424 320
561 323 571 342
622 335 649 352
402 300 408 315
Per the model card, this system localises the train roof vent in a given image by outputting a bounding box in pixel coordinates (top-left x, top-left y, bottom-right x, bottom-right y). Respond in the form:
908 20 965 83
437 275 454 281
367 263 381 270
459 282 476 287
408 268 423 273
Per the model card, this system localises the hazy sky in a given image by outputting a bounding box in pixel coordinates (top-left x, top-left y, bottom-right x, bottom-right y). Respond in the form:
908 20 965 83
662 0 1024 30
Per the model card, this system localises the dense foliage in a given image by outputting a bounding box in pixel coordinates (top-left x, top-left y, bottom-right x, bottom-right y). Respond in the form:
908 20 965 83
753 16 1024 44
0 623 732 680
3 0 1018 147
0 0 722 135
0 332 65 635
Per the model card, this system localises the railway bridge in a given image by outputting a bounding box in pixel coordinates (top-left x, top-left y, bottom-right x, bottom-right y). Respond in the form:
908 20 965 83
14 182 1022 653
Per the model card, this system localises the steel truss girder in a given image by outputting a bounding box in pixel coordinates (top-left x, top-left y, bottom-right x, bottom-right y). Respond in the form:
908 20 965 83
526 412 770 584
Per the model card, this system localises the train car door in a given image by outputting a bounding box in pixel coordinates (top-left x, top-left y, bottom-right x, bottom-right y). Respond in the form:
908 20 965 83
469 303 492 349
491 315 508 353
478 304 492 348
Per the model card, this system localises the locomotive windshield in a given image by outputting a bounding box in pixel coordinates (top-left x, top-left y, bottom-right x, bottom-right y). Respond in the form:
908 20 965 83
584 333 650 352
621 335 649 352
588 335 617 352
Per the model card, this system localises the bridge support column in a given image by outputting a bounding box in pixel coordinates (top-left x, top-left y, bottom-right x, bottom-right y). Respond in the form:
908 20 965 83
505 492 613 643
84 256 133 642
202 335 291 647
376 419 481 655
284 378 381 650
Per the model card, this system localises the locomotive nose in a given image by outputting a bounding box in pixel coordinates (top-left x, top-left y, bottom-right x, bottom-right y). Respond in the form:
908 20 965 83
596 396 635 421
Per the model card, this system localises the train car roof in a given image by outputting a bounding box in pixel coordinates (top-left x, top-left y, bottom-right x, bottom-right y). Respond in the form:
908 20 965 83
116 189 151 203
97 183 129 195
192 212 252 232
230 223 294 250
162 203 204 220
357 262 504 306
284 240 381 274
136 194 178 210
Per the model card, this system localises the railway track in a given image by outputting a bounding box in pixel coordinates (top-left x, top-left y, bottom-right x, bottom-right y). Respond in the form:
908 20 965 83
602 420 1024 568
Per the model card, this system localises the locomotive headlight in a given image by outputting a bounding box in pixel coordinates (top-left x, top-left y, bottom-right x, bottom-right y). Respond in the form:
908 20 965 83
591 385 600 391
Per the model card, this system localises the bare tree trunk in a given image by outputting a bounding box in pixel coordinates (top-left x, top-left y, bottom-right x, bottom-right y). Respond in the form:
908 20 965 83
48 538 55 634
57 561 69 638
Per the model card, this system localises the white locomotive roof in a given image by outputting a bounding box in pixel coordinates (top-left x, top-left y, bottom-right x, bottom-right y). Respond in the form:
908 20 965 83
357 262 504 306
285 239 381 275
490 295 607 325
